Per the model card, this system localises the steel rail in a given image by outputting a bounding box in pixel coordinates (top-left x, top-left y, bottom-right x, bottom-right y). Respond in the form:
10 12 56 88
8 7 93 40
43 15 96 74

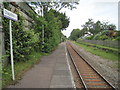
67 43 87 90
67 42 116 90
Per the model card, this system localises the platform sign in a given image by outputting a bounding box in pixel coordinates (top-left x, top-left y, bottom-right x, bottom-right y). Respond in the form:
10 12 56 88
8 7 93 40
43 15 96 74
3 8 18 80
3 8 18 21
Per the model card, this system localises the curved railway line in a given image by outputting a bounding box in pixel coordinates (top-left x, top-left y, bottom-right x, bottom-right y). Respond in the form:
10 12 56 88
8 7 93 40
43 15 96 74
66 42 116 90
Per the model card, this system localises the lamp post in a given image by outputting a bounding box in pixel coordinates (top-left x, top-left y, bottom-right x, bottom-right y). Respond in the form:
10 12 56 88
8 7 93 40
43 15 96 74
41 5 44 52
37 1 46 52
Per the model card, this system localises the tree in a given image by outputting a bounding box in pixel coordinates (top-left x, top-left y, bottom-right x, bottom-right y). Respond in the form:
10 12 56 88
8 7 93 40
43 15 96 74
29 8 68 52
51 9 70 30
81 19 95 35
69 29 81 41
101 21 109 30
43 9 63 52
108 24 116 30
61 33 67 42
94 20 102 34
81 19 117 36
29 1 79 15
52 1 79 11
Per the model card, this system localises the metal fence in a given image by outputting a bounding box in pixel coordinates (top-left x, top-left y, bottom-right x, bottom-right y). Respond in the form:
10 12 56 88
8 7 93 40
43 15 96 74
77 40 119 49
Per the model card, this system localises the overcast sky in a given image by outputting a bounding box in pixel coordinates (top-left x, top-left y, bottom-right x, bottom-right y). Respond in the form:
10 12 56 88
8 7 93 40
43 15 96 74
61 0 119 37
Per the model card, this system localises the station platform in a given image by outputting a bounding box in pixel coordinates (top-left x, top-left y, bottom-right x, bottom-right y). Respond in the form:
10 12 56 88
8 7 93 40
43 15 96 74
7 42 75 88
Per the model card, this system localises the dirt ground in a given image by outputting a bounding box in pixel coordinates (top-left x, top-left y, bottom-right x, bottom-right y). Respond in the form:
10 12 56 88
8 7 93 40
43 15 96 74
70 42 119 89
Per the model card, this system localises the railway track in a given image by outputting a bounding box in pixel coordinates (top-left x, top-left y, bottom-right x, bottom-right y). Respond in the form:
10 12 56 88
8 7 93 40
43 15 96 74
66 42 116 90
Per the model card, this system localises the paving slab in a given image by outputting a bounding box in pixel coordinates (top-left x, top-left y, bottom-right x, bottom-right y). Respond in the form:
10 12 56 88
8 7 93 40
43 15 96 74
6 42 74 88
50 76 72 88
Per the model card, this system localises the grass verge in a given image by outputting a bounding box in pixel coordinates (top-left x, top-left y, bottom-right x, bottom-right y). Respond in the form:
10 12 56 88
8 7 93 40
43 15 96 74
76 41 119 54
73 41 119 61
2 52 47 88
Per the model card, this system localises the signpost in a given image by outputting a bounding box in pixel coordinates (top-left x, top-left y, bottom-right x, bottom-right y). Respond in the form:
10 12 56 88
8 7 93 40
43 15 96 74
3 8 18 21
3 8 18 80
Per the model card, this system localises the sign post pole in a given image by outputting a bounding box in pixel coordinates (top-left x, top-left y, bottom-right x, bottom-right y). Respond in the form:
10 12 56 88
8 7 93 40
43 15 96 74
3 8 18 80
9 19 15 80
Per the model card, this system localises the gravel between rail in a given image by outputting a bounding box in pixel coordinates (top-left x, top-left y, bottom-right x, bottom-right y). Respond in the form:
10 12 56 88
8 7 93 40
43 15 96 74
70 42 119 89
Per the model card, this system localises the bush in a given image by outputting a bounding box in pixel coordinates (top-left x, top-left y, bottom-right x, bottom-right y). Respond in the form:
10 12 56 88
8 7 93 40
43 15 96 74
93 30 109 40
99 35 109 40
3 12 40 62
3 4 68 63
93 34 100 40
86 36 94 40
115 37 120 40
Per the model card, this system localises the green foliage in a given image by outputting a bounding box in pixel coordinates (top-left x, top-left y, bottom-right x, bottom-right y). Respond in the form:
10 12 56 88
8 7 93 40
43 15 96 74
114 31 120 40
29 9 69 53
69 29 81 41
70 18 119 41
92 30 120 40
44 10 62 52
51 10 70 30
115 36 120 40
93 20 102 34
3 5 69 62
99 35 109 40
107 24 116 30
3 2 10 9
93 30 109 40
2 2 70 87
61 34 67 42
3 12 40 62
86 36 94 40
29 10 47 32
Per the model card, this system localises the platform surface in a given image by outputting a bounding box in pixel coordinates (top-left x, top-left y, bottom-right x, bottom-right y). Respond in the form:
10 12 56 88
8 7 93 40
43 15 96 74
7 42 74 88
